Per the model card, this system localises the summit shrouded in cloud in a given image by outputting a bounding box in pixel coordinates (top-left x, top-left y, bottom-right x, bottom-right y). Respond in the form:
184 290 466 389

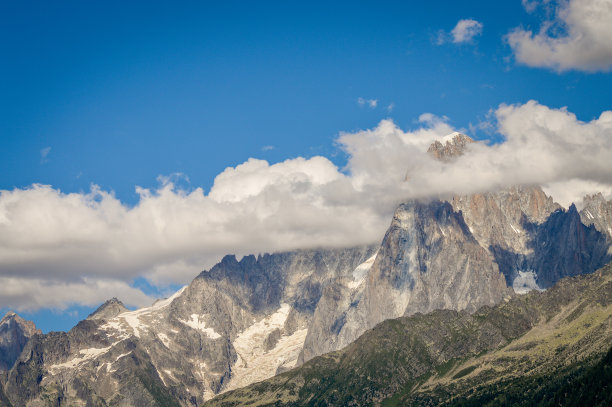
1 0 611 329
1 101 612 312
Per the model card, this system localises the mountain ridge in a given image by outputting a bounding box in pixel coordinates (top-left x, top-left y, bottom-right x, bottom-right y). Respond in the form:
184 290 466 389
0 312 40 372
2 134 612 405
204 261 612 406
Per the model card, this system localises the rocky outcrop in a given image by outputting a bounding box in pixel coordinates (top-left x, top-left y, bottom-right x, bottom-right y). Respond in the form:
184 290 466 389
1 247 376 406
205 262 612 407
581 192 612 241
528 203 611 287
0 312 40 372
426 133 475 162
300 199 512 364
87 297 128 321
452 187 610 289
299 185 610 364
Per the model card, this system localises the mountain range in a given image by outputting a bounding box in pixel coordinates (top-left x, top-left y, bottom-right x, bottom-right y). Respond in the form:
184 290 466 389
1 134 611 406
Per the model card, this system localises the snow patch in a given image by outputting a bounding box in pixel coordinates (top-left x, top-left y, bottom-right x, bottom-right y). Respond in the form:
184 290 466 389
585 209 594 220
510 223 521 234
114 351 132 362
121 313 144 338
223 304 306 393
436 224 447 237
512 271 544 294
48 346 112 373
110 286 188 339
179 314 221 339
349 252 377 289
441 131 462 143
158 333 171 347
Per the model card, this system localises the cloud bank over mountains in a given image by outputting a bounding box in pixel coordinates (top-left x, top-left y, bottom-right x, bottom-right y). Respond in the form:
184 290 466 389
1 100 612 311
508 0 612 72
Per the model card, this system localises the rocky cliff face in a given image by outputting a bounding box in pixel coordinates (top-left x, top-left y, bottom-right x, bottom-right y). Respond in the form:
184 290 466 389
299 199 512 364
426 132 475 162
206 262 612 407
0 312 40 372
87 297 128 321
452 186 610 290
581 192 612 242
1 247 376 406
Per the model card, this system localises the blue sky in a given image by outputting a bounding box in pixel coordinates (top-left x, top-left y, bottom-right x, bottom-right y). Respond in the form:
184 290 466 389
1 0 612 332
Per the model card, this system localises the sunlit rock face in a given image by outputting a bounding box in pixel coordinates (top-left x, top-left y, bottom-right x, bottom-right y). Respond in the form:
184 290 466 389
426 132 475 162
2 246 377 406
581 192 612 242
0 312 40 371
300 199 512 364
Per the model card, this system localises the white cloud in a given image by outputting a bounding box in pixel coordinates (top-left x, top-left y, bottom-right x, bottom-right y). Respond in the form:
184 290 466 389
522 0 541 13
40 147 51 163
507 0 612 72
451 19 483 43
2 101 612 311
261 145 275 151
542 179 612 208
0 277 153 312
357 97 378 108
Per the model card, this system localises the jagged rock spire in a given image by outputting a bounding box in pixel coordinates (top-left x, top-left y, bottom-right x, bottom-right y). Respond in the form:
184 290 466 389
427 132 475 162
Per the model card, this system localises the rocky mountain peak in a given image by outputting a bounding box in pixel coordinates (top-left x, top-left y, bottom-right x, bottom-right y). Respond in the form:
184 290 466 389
427 132 475 162
0 311 40 371
0 311 39 337
580 192 612 241
87 297 128 321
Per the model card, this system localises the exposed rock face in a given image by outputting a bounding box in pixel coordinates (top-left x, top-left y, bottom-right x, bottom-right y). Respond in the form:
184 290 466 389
361 201 509 316
299 187 610 364
1 247 376 406
87 297 128 321
452 187 611 289
300 200 511 364
206 262 612 407
581 192 612 241
426 132 475 161
0 312 40 372
451 185 561 257
528 203 611 287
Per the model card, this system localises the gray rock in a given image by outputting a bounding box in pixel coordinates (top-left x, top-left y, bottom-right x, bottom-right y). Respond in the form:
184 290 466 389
300 199 512 364
87 297 128 321
581 192 612 241
426 133 475 162
0 311 40 372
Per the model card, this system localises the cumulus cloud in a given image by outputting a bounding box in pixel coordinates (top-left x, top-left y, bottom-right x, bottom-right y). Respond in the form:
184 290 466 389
2 101 612 311
451 19 483 43
393 101 612 199
357 97 378 108
507 0 612 72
